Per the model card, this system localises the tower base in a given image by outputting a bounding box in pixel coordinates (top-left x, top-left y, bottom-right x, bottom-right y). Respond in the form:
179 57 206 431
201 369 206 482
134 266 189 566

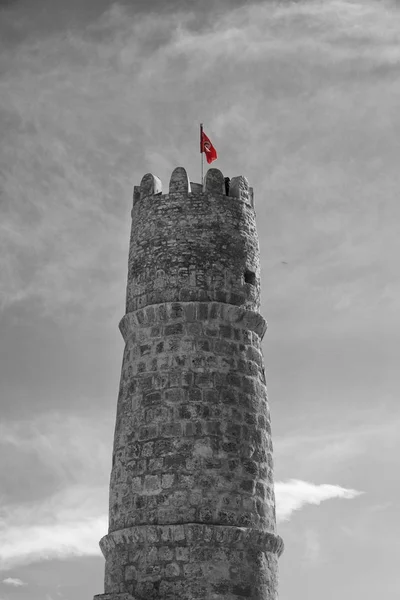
94 523 283 600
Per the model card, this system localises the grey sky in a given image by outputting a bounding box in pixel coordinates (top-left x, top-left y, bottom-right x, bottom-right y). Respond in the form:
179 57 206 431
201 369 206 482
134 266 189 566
0 1 399 599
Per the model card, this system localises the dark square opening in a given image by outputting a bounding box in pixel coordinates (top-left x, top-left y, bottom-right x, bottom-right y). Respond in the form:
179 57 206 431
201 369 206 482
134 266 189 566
244 270 256 285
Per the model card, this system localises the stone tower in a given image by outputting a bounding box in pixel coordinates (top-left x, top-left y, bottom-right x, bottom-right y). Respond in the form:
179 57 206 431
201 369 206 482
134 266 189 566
94 167 284 600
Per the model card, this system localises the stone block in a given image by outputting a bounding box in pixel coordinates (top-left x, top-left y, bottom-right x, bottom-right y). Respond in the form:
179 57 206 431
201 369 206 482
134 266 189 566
159 546 174 562
138 425 157 440
160 422 182 437
124 566 137 582
164 562 180 578
144 474 161 492
175 546 190 561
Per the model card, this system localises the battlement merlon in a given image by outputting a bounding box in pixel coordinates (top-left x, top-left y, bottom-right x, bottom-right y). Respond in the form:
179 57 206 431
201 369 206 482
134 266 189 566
132 167 254 210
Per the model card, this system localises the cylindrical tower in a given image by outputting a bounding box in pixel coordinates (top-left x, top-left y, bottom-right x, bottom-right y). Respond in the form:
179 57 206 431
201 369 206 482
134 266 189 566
94 167 283 600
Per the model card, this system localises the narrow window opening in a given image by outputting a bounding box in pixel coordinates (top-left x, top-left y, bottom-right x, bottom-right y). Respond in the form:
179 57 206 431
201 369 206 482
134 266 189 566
224 177 230 196
244 269 256 285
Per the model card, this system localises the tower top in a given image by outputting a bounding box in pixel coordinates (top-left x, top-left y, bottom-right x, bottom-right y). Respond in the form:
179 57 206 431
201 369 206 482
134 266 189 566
126 167 261 315
133 167 254 208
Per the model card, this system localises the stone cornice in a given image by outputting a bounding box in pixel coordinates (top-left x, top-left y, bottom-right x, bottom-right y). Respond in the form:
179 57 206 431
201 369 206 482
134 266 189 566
119 302 267 343
99 523 284 559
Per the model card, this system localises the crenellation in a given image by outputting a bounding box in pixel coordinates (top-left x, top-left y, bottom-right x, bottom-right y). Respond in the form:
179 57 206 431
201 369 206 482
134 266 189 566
203 167 225 194
139 173 162 198
169 166 191 194
229 175 250 204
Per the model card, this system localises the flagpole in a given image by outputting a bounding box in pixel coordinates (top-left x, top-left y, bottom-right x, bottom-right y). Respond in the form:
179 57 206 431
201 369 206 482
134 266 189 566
200 122 204 185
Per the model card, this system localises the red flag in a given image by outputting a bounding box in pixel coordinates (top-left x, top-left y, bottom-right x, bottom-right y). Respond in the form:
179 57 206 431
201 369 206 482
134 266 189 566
200 127 218 164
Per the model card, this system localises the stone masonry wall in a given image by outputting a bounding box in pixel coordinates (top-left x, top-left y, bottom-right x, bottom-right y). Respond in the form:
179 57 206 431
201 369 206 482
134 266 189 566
100 524 282 599
112 301 273 534
94 167 283 600
126 168 261 314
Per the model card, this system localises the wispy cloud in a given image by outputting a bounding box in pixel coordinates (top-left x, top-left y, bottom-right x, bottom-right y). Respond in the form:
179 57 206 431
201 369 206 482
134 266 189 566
275 479 363 522
2 577 26 587
0 484 107 571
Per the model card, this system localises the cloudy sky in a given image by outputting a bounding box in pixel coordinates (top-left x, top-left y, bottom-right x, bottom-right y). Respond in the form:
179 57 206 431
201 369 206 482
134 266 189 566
0 0 399 598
